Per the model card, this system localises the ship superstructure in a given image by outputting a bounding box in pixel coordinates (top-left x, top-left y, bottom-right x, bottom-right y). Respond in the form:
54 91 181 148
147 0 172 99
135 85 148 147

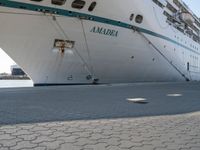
164 0 200 48
0 0 199 86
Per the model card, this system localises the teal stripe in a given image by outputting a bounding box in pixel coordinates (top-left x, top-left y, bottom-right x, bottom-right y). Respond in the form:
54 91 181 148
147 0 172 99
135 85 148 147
1 0 200 55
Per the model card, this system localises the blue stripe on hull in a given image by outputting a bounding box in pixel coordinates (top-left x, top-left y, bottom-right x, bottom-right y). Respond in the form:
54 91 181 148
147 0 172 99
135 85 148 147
0 0 200 55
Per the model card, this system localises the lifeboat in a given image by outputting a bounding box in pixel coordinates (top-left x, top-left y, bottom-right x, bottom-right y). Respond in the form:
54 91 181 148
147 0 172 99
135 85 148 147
180 13 195 25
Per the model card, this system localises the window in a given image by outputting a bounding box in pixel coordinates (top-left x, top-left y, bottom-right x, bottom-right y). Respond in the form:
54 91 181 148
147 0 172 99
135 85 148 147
129 14 134 21
72 0 86 9
52 0 66 5
88 2 97 12
152 0 165 8
135 15 143 24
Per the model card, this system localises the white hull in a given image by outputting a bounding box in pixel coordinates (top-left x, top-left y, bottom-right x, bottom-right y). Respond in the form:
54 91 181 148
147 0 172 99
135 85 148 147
0 0 199 85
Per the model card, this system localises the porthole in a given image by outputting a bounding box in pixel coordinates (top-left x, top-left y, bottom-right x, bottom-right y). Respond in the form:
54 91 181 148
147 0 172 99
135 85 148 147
129 14 134 21
72 0 86 9
88 2 97 12
135 15 143 24
52 0 66 5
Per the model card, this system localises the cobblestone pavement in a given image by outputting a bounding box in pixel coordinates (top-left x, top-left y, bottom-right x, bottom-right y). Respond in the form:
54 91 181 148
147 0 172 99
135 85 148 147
0 112 200 150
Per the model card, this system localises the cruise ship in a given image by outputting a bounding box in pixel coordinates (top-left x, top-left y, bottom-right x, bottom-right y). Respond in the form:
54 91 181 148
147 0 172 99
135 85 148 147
0 0 200 86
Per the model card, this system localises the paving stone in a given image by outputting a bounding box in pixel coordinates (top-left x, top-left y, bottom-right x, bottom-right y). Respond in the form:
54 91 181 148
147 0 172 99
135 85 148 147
0 147 9 150
17 133 40 141
77 131 92 138
130 144 155 150
4 128 20 134
189 138 200 144
128 142 144 148
19 125 35 130
167 143 188 150
79 125 97 130
10 141 37 150
59 143 82 150
39 140 64 149
44 123 64 128
0 138 22 147
115 133 131 140
1 110 200 150
97 126 113 130
36 130 55 136
106 145 129 150
90 133 110 140
119 140 135 149
84 143 108 150
57 135 79 143
98 138 120 146
101 130 114 136
186 143 200 148
50 126 69 132
190 147 200 150
74 137 97 146
12 129 34 136
27 147 46 150
87 128 103 134
50 131 71 138
130 136 145 143
154 148 169 150
31 135 55 144
148 140 166 149
65 128 84 133
31 126 50 132
0 134 15 140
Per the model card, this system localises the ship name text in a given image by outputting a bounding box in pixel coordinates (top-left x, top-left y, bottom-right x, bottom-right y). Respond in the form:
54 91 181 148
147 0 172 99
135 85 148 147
90 26 118 37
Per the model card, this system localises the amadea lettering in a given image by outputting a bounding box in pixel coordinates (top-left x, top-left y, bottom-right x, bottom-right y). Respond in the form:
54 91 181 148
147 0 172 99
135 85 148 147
90 26 119 37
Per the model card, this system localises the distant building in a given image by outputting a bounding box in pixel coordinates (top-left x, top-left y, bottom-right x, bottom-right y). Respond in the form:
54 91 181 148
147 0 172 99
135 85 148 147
10 65 26 76
0 72 9 77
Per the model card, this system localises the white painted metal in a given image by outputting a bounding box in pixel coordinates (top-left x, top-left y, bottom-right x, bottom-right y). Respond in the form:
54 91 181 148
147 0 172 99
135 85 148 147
0 0 199 85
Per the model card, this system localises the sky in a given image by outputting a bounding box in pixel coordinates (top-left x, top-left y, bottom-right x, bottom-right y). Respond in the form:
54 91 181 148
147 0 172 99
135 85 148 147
183 0 200 17
0 49 15 73
0 0 200 73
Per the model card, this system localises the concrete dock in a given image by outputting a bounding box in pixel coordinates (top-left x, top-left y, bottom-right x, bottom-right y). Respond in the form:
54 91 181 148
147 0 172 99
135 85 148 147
0 82 200 150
